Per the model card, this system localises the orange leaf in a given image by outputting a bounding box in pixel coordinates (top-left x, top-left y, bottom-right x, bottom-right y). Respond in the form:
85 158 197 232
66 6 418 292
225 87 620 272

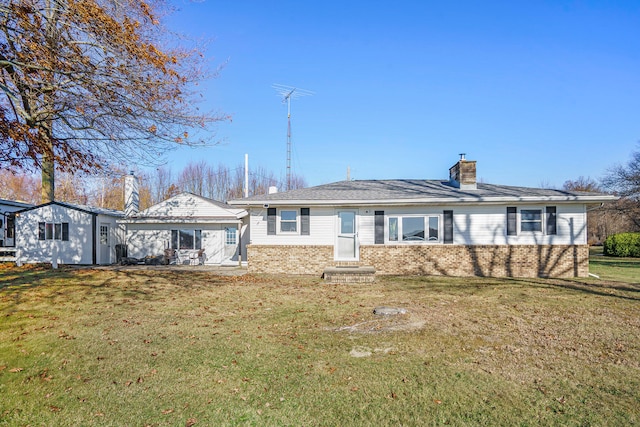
162 409 174 415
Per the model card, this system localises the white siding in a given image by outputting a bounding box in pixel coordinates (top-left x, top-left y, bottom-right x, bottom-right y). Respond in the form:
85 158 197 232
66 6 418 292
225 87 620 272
250 203 588 248
139 193 245 218
249 206 335 245
15 205 122 265
126 223 243 265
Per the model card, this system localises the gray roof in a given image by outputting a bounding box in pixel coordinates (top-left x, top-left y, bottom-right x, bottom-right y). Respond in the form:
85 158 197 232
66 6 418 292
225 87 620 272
16 201 125 217
0 198 34 209
228 179 617 206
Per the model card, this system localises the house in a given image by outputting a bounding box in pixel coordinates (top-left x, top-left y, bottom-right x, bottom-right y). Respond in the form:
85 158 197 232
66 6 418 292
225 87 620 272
228 156 616 278
118 175 248 265
14 201 124 265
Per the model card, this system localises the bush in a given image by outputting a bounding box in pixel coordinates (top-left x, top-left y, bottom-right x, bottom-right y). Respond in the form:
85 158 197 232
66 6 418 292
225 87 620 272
603 233 640 257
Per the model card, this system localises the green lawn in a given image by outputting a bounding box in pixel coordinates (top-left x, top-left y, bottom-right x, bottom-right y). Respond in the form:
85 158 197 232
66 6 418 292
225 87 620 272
1 261 639 426
589 246 640 283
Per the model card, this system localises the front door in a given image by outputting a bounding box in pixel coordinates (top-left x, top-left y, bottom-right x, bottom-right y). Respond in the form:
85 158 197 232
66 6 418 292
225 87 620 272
99 223 110 264
336 210 358 260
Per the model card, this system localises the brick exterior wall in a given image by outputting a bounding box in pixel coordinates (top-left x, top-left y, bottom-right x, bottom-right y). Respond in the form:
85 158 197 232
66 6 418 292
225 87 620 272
247 244 589 278
247 245 333 275
360 245 589 278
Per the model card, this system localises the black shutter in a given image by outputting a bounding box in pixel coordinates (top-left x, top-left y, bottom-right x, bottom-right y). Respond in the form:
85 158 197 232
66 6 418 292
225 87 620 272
171 230 178 249
443 210 453 244
301 208 310 235
546 206 557 235
507 207 517 236
267 208 277 235
38 222 45 240
62 223 69 241
375 211 384 244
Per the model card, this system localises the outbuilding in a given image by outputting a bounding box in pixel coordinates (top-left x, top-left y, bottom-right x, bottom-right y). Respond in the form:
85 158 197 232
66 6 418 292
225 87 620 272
14 201 124 265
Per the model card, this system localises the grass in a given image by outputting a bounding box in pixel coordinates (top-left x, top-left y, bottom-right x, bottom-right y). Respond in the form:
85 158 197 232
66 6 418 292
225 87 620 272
0 259 639 426
589 246 640 283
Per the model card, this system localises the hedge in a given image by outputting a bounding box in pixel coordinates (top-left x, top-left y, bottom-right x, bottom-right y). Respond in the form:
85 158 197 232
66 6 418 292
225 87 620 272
603 232 640 257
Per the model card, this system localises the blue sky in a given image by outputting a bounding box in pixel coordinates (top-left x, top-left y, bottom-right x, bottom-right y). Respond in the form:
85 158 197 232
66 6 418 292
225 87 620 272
161 0 640 189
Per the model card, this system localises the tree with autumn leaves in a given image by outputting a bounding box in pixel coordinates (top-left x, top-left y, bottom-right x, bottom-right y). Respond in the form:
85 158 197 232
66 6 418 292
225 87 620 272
0 0 225 203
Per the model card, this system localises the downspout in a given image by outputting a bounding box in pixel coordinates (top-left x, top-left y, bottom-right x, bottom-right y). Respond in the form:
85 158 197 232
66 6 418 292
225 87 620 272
237 220 242 267
92 213 97 265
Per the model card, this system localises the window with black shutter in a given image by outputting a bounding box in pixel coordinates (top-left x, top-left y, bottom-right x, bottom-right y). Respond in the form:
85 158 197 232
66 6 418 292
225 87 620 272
546 206 557 235
38 222 45 240
375 211 384 244
507 207 517 236
267 208 277 235
301 208 310 235
443 210 453 244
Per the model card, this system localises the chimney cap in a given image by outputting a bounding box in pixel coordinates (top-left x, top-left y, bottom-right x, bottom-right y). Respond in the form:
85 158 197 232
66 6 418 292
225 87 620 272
459 153 466 161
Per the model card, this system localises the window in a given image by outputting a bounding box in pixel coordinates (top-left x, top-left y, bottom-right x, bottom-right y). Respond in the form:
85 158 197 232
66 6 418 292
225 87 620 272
280 210 297 232
171 229 202 250
99 225 108 245
428 217 439 241
521 209 542 232
389 217 398 241
226 227 237 245
38 222 69 241
388 216 439 243
507 207 557 235
403 217 424 241
45 223 53 240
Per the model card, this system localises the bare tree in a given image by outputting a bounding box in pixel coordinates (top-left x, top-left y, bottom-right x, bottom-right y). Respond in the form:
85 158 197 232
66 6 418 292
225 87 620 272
0 170 40 203
178 161 207 196
0 1 227 202
562 176 601 192
601 146 640 230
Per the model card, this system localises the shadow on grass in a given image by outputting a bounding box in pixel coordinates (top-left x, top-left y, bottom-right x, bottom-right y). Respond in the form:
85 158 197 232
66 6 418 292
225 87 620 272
0 265 239 312
518 277 640 302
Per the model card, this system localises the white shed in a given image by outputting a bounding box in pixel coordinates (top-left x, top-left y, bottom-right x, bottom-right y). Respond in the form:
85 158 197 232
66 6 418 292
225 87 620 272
14 202 124 265
119 192 249 265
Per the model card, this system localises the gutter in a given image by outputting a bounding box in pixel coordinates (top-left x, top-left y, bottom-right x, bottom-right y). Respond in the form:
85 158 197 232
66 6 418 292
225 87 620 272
228 194 619 208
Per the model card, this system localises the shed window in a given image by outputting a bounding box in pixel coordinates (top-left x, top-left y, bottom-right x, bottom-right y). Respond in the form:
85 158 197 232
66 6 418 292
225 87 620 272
38 222 69 241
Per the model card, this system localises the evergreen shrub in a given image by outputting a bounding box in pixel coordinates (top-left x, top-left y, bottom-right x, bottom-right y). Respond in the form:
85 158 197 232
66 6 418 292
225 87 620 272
603 232 640 257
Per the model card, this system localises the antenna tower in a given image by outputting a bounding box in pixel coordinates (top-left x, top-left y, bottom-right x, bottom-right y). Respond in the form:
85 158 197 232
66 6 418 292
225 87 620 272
272 84 314 190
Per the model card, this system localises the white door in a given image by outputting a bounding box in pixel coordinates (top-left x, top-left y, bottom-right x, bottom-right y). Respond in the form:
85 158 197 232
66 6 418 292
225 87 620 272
99 224 110 264
207 229 224 264
336 210 358 260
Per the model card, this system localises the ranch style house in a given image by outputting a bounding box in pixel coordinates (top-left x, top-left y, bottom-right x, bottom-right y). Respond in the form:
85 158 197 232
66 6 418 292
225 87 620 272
227 156 616 278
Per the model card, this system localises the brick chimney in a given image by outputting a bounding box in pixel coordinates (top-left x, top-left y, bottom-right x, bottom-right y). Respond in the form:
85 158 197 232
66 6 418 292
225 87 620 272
124 172 139 216
449 153 477 190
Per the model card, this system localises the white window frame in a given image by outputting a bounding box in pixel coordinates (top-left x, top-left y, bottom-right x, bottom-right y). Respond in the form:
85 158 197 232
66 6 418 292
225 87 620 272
279 209 298 234
519 208 543 234
387 215 440 243
171 229 202 250
225 227 237 245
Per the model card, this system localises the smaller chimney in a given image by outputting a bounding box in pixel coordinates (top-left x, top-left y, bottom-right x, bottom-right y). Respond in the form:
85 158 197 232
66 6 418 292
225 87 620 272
449 155 477 190
268 186 278 194
124 172 139 216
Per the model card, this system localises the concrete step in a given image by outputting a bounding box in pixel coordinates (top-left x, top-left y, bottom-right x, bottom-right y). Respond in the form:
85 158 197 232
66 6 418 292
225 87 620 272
323 265 376 284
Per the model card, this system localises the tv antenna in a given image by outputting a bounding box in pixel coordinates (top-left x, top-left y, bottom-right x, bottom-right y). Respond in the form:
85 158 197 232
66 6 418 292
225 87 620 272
272 83 314 191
